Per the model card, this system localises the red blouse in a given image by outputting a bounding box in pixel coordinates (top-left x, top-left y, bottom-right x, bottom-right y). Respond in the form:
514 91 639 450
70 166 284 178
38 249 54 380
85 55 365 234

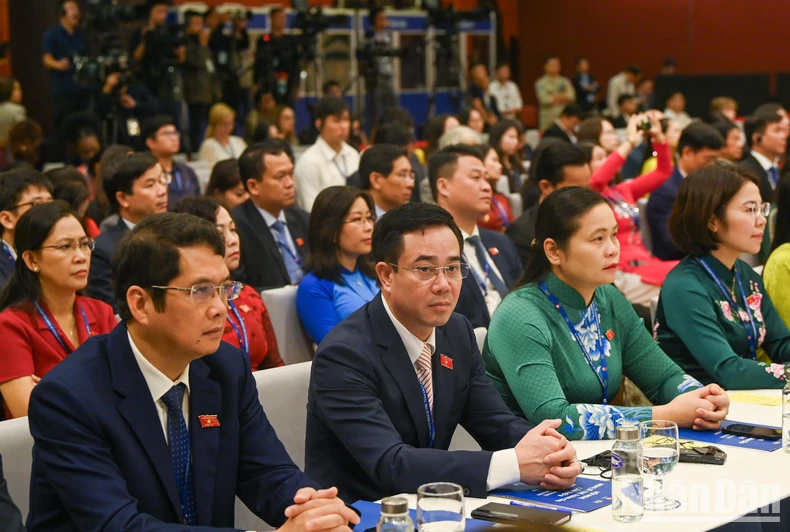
478 193 515 233
0 295 117 418
222 284 283 370
591 141 679 286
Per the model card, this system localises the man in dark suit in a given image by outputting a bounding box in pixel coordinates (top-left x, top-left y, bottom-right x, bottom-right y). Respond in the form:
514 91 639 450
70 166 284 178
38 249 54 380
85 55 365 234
0 169 53 287
233 141 310 291
306 202 581 504
541 103 582 144
0 454 24 532
740 103 789 202
608 94 636 129
27 213 358 531
429 145 522 328
647 122 722 261
507 143 591 266
87 153 168 311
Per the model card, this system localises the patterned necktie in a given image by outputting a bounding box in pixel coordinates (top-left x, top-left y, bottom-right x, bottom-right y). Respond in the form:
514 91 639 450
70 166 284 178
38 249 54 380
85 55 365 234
271 220 304 284
769 167 780 189
161 384 197 526
466 235 508 297
416 343 433 411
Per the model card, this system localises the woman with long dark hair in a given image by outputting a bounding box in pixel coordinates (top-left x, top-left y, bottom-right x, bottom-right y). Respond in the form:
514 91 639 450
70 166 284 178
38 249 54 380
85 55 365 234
172 197 283 370
489 119 525 192
204 159 249 211
760 177 790 327
477 144 514 233
483 187 728 440
296 186 379 343
656 166 790 389
0 201 116 418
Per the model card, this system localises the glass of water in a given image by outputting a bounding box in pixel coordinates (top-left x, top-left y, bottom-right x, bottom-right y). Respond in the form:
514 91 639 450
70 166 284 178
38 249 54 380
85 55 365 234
416 482 465 532
639 420 680 511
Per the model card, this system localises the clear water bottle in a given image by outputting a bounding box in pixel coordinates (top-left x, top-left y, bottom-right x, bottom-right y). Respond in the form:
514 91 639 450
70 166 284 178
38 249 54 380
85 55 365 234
783 368 790 453
612 424 644 523
377 497 414 532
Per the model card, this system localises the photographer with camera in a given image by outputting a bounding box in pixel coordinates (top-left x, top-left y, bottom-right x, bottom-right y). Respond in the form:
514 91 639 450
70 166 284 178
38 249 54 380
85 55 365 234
42 0 89 130
360 8 398 131
128 0 185 113
183 10 220 152
96 71 161 147
254 7 301 108
206 7 250 118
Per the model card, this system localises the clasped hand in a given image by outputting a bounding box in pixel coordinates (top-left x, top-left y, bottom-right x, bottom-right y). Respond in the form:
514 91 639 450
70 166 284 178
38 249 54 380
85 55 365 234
515 419 581 490
277 487 360 532
657 383 729 431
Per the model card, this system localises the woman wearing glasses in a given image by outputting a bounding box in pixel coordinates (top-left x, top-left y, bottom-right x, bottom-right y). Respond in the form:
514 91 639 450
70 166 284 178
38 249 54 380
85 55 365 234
656 166 790 389
296 186 379 344
172 197 283 370
483 187 729 440
0 201 116 418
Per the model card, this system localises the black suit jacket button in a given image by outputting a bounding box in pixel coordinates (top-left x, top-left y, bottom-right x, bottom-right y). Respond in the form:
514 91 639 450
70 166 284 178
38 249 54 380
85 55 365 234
463 488 471 496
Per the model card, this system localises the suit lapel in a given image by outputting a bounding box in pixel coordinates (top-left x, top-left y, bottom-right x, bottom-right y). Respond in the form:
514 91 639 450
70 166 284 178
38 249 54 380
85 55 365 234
479 230 514 288
431 327 454 444
284 208 308 262
370 296 431 448
243 201 289 280
109 325 183 522
461 273 490 321
189 361 222 526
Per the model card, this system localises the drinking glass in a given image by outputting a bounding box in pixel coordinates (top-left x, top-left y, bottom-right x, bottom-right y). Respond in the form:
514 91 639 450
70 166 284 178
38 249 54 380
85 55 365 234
639 420 681 511
416 482 465 532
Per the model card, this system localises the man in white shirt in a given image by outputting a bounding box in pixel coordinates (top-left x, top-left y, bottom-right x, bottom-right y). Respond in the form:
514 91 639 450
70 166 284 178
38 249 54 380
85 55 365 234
429 145 523 329
606 65 642 117
306 201 580 503
294 96 360 211
488 61 523 121
663 92 692 130
359 143 414 218
741 103 790 202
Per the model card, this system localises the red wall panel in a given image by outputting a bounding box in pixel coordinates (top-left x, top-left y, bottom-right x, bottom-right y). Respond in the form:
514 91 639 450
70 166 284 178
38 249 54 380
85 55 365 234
517 0 790 106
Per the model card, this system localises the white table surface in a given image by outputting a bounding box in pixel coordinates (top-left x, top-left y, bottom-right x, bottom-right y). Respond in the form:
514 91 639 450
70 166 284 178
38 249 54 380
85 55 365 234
401 390 790 531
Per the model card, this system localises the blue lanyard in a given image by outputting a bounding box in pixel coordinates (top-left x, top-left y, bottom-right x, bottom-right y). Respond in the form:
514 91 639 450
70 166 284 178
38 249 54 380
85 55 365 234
227 301 249 360
539 281 609 404
172 168 183 192
696 258 758 360
417 380 435 448
1 240 14 264
279 240 303 267
34 301 90 353
333 155 348 180
464 253 490 296
490 196 511 228
605 189 640 230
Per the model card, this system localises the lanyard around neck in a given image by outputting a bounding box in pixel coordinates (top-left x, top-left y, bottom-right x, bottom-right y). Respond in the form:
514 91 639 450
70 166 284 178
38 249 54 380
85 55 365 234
539 281 609 404
227 301 249 360
34 301 90 354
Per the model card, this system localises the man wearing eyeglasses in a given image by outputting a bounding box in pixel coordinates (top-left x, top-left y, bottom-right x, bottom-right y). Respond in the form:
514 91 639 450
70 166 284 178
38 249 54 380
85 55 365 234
430 144 523 329
306 202 581 504
0 168 53 287
143 115 201 209
88 152 169 311
27 212 360 531
358 143 414 219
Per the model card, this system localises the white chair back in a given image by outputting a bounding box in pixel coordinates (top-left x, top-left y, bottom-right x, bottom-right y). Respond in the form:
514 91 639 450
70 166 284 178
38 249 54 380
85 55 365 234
0 417 33 522
474 327 487 353
649 296 659 328
235 362 313 530
637 198 652 253
260 286 314 365
508 193 523 219
495 176 510 195
185 160 212 194
448 425 481 451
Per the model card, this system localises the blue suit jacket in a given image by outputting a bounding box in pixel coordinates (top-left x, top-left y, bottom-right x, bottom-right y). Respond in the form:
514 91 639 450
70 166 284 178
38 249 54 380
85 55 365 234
86 218 129 311
456 228 523 328
305 294 534 503
27 324 320 531
646 167 685 261
0 251 14 290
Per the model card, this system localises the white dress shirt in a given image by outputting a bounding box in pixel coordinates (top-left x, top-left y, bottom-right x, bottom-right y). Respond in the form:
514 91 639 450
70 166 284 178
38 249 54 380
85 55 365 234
461 226 505 319
662 109 692 130
487 80 523 118
129 332 191 443
750 149 778 173
381 296 520 491
197 136 248 168
606 73 634 117
374 204 387 220
294 136 360 211
256 205 298 258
